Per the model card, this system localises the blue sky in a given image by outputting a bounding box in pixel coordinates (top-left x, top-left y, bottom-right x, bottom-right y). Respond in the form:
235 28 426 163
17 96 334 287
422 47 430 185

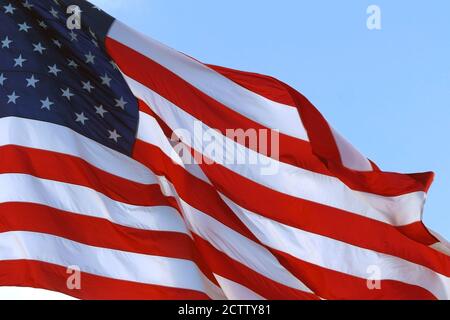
91 0 450 239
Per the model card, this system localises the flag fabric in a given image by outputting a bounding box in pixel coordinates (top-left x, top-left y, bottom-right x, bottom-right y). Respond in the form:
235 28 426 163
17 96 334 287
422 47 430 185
0 0 449 300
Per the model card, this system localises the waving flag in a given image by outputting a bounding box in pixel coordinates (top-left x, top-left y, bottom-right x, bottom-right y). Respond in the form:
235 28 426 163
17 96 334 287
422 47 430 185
0 0 449 300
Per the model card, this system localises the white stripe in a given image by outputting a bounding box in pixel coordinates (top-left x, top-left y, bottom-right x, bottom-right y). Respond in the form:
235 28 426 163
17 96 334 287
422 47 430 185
137 112 185 167
108 20 309 141
0 231 223 299
125 76 425 227
221 194 450 300
430 230 450 256
213 275 265 300
0 173 188 234
0 117 310 296
0 116 154 185
137 111 211 183
155 175 313 294
331 127 373 172
431 243 450 257
0 287 77 300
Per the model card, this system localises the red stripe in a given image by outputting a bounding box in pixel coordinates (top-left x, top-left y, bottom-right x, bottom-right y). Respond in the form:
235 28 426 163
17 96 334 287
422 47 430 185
134 103 449 278
272 249 437 300
0 202 195 263
133 129 448 299
133 139 261 244
132 140 327 298
206 63 435 197
139 98 432 204
0 145 219 286
106 38 330 174
195 158 450 278
207 64 297 108
138 100 174 137
207 63 433 194
192 234 319 300
109 36 434 198
0 144 172 208
397 221 440 246
0 260 209 300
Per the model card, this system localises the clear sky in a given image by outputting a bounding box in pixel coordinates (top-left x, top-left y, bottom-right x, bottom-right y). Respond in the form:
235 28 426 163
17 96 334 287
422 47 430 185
2 0 449 300
91 0 450 239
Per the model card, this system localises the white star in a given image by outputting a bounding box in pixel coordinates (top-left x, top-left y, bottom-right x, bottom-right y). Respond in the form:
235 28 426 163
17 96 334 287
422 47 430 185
81 81 94 92
18 22 31 32
38 20 48 29
0 73 7 86
40 97 54 110
48 64 61 76
115 97 128 110
32 42 46 54
26 75 39 88
100 73 112 87
52 39 62 48
67 59 78 68
108 129 121 143
14 54 26 67
7 91 19 104
69 30 78 41
61 87 74 101
1 36 12 49
49 7 59 18
22 1 33 9
4 3 16 14
84 51 95 64
75 112 89 125
95 105 108 118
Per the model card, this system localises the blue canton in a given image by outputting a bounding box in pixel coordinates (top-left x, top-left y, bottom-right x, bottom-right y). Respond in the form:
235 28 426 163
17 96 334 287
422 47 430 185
0 0 138 155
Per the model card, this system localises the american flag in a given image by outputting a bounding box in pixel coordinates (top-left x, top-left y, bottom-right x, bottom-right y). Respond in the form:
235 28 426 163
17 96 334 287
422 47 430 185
0 0 449 300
